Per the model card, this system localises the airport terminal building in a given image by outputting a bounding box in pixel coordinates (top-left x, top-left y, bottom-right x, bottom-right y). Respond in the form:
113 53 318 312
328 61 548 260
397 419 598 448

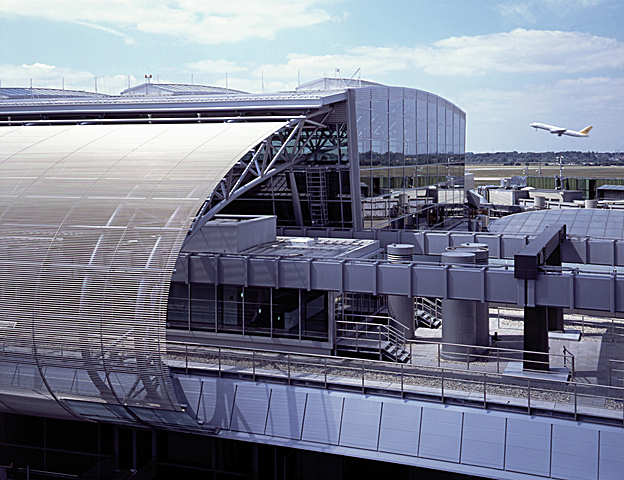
0 80 622 480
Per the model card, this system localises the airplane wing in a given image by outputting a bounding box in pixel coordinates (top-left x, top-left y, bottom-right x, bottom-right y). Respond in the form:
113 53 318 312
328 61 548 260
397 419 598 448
530 122 565 134
548 127 566 135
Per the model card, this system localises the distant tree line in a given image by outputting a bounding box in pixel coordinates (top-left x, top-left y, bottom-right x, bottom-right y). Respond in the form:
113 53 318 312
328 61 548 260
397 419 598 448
465 151 624 165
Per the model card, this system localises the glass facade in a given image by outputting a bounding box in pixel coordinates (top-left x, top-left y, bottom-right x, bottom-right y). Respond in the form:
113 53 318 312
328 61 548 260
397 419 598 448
167 282 329 342
354 86 466 228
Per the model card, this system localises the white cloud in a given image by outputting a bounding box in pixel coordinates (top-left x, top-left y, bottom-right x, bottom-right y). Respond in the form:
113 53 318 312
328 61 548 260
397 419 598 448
252 50 408 91
424 29 624 75
245 29 624 86
0 63 136 95
0 0 332 45
74 21 135 45
543 0 604 7
497 0 604 23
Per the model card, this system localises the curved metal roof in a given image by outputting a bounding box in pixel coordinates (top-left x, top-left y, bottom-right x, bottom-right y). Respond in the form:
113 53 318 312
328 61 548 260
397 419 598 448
489 208 624 239
0 87 110 99
0 121 284 422
296 77 384 91
120 83 248 96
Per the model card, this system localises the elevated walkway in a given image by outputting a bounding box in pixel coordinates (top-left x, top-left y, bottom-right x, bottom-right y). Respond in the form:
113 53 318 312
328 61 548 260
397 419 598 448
174 251 624 314
166 343 623 426
276 226 624 268
171 364 624 480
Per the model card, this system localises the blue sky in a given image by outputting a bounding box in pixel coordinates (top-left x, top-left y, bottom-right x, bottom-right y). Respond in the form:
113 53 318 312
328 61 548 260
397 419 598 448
0 0 623 152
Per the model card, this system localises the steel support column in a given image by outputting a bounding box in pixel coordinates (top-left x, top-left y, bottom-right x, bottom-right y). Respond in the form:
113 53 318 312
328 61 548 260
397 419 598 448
523 306 550 371
288 170 304 227
547 307 564 332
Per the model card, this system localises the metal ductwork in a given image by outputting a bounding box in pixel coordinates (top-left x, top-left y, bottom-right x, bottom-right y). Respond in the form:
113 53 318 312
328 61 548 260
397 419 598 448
440 243 490 359
386 244 415 338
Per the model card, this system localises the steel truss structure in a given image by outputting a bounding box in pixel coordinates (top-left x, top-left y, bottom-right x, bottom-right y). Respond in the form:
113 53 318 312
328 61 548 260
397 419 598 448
188 109 350 238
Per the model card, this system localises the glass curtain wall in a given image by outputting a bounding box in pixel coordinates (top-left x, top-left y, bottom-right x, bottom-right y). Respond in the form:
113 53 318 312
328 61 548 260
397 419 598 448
355 86 466 229
167 282 329 342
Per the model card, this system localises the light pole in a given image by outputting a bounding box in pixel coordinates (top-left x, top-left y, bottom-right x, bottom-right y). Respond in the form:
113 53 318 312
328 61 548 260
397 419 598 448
144 74 152 96
557 155 564 190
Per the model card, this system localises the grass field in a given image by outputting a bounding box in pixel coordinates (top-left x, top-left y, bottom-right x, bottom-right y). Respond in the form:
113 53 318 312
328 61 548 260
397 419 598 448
466 164 624 185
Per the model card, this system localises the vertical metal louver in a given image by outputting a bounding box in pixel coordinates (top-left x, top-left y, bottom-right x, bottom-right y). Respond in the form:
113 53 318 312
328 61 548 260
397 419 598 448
0 122 285 422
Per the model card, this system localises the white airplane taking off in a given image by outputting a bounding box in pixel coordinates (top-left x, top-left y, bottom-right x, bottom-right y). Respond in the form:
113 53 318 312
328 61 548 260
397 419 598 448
530 122 592 137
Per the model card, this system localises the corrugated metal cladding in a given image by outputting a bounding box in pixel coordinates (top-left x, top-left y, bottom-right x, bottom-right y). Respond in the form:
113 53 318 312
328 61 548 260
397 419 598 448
0 122 284 422
325 101 347 123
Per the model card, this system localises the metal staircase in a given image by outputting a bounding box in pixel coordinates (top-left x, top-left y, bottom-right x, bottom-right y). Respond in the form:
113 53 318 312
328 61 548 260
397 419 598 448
335 314 411 362
415 297 442 329
306 170 328 226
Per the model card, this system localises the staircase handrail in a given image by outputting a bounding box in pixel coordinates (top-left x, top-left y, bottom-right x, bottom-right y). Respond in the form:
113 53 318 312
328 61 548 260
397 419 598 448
336 317 406 350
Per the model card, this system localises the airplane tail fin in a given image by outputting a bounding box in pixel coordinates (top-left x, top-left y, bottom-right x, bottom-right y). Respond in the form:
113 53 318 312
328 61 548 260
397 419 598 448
579 125 593 135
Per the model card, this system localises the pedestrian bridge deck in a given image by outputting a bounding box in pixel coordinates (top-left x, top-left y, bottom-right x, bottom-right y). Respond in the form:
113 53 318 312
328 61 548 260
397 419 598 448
166 342 624 426
171 363 624 480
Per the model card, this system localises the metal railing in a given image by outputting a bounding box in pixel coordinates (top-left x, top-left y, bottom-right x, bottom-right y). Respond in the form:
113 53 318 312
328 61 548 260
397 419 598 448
336 312 409 334
495 306 624 343
415 297 442 327
609 359 624 386
335 315 408 361
407 339 575 377
166 341 624 426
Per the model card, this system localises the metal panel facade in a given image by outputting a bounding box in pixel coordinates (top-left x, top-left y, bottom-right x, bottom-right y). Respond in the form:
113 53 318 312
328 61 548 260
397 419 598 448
265 386 307 439
275 226 624 267
551 424 599 480
176 376 624 480
339 397 382 450
301 393 343 445
418 407 463 463
0 122 284 420
231 383 272 435
599 430 624 480
460 412 506 469
195 377 237 429
378 401 421 456
183 252 624 314
505 418 551 476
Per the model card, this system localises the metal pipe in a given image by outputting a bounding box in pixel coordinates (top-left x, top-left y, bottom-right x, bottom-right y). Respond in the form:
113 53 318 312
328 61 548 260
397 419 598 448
441 368 445 402
574 382 578 419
